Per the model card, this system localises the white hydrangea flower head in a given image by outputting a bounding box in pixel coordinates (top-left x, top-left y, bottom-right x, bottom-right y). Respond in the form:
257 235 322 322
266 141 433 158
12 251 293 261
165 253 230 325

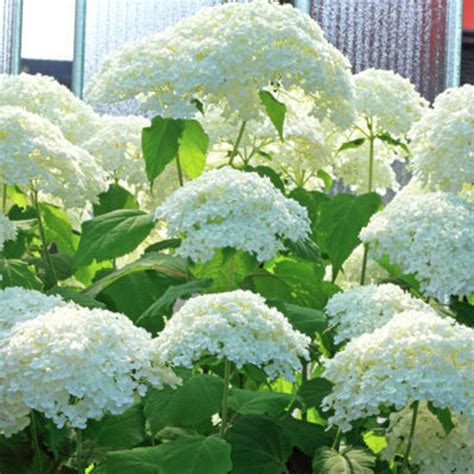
81 114 150 192
333 244 388 290
322 310 474 432
353 69 428 137
326 283 431 344
154 167 310 262
0 214 16 252
0 106 108 208
86 1 354 127
0 73 100 144
383 402 474 474
2 305 180 430
0 377 30 437
334 139 401 195
360 192 474 301
409 84 474 193
156 290 310 381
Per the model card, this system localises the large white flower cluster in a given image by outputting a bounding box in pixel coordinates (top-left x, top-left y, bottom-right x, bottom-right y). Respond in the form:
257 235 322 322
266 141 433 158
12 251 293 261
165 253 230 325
81 114 150 191
409 84 474 193
0 214 16 252
326 284 429 344
352 69 428 137
360 192 474 301
1 305 179 432
383 402 474 474
322 310 474 432
155 290 310 381
0 73 99 144
0 106 107 208
155 167 310 262
86 1 354 127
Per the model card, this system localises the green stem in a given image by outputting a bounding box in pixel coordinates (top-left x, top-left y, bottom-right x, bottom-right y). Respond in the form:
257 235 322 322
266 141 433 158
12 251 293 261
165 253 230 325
176 156 184 187
76 429 83 474
31 189 57 285
220 359 232 437
301 361 309 421
229 121 247 166
2 184 7 214
30 412 44 474
400 401 419 474
331 428 341 450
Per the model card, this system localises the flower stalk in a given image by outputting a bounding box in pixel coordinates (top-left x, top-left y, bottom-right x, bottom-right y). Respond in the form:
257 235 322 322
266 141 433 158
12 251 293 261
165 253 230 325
400 400 420 474
220 359 232 437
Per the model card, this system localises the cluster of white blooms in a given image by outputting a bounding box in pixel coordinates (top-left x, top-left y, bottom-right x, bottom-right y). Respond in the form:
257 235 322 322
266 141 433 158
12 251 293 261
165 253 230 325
82 114 150 191
360 192 474 301
0 73 99 144
203 91 338 190
155 167 310 262
409 84 474 193
156 290 310 381
383 402 474 474
0 106 107 208
352 69 428 137
326 284 429 343
0 214 16 252
332 244 388 290
1 305 179 432
86 1 354 127
334 139 401 194
322 310 474 432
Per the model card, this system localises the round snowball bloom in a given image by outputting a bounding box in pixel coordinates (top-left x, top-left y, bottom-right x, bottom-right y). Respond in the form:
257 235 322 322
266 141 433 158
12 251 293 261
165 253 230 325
353 69 428 138
156 290 310 381
86 1 354 127
154 167 310 262
0 214 16 252
409 84 474 193
0 106 107 208
321 310 474 432
360 192 474 302
383 402 474 474
326 283 430 344
2 305 180 430
0 73 99 144
81 114 150 192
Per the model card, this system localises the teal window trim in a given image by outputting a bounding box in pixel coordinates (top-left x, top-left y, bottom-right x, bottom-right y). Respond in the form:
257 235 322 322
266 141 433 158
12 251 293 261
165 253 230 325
71 0 86 97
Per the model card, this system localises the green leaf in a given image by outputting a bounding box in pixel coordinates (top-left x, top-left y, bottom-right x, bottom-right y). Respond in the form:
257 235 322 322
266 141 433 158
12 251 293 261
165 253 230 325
142 116 184 185
84 405 146 451
338 138 365 152
298 378 334 409
144 375 224 434
40 203 77 255
154 435 232 474
191 98 205 115
282 303 327 337
0 258 42 290
317 169 333 193
312 447 375 474
0 432 32 474
47 286 106 308
74 210 155 268
244 165 285 192
136 279 213 333
190 248 258 292
228 389 295 416
362 431 387 455
449 298 474 328
284 239 321 263
34 253 74 287
259 90 287 140
227 416 292 474
84 252 187 298
376 132 410 155
102 446 162 474
93 184 139 216
316 193 381 279
427 403 455 436
144 238 181 254
178 120 209 179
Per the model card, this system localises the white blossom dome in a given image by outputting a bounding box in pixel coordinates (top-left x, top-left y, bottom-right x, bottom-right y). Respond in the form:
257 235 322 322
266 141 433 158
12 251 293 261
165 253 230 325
326 284 430 344
0 214 16 252
81 114 150 192
154 167 310 262
86 1 354 127
0 106 108 208
383 402 474 474
322 310 474 432
409 84 474 193
2 305 180 431
360 192 474 301
0 73 99 144
353 69 428 137
155 290 310 381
